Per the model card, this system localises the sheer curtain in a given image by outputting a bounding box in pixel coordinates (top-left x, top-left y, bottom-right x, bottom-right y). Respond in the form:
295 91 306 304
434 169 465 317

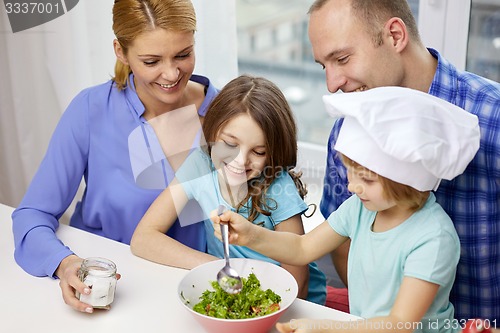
0 0 237 212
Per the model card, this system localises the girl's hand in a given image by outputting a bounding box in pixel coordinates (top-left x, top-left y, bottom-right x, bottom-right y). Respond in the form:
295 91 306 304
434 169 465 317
55 254 121 313
210 209 256 246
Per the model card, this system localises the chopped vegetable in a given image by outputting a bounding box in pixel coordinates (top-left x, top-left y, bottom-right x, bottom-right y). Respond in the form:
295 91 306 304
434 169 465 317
193 272 281 319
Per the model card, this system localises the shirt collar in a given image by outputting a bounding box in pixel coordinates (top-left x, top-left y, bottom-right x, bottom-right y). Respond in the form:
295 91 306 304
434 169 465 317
427 48 459 104
124 73 146 119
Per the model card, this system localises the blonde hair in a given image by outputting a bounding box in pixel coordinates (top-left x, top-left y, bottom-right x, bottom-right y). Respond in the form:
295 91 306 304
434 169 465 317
341 155 428 212
112 0 196 90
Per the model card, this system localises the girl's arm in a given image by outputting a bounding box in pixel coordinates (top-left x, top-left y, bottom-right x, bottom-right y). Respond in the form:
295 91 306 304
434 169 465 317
274 214 310 300
383 276 439 331
275 276 439 333
130 180 217 269
212 210 347 266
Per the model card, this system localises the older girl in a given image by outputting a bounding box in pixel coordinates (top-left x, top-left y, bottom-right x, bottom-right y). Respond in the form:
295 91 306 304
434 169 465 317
131 75 327 305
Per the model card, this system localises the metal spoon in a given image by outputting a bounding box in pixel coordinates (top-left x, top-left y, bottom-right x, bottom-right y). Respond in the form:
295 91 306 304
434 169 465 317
216 204 243 294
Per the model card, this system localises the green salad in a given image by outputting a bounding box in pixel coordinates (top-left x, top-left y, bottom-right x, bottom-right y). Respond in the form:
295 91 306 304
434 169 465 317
192 272 281 319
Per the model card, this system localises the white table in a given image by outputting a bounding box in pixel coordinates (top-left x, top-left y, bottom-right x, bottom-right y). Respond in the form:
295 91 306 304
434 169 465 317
1 203 358 333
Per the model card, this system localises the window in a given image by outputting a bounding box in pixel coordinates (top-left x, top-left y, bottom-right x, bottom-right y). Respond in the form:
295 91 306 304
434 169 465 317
419 0 500 82
236 0 332 146
466 0 500 82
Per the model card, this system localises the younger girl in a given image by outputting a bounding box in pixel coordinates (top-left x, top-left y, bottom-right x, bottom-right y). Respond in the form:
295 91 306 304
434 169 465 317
212 87 481 333
131 74 327 305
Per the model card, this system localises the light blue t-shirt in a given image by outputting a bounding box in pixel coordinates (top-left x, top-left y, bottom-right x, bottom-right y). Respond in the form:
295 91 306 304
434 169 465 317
176 148 327 305
328 193 460 333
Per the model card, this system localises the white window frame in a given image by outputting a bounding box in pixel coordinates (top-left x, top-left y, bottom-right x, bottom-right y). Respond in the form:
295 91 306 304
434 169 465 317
192 0 238 88
418 0 472 70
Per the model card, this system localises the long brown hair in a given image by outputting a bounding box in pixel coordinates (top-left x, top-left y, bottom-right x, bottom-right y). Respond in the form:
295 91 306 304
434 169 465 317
202 75 307 221
112 0 196 90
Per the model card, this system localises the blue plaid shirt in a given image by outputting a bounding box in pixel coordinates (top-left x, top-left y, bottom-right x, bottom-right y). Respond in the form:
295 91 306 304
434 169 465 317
320 48 500 322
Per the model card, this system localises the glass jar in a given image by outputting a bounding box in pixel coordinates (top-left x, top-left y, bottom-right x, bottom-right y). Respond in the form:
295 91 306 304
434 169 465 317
76 257 117 309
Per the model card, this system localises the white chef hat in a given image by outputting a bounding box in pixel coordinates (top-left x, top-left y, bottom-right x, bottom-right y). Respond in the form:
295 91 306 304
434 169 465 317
323 87 480 191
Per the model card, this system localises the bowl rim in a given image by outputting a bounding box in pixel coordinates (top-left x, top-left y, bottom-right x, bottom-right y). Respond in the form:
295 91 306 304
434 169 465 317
177 258 298 322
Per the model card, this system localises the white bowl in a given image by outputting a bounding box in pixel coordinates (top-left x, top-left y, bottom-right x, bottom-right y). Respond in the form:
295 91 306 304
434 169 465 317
178 258 298 333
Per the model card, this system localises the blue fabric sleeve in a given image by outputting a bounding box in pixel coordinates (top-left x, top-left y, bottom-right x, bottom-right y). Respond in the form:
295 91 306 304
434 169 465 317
326 195 360 238
404 228 460 286
12 75 218 278
319 118 353 220
12 88 91 277
265 172 308 225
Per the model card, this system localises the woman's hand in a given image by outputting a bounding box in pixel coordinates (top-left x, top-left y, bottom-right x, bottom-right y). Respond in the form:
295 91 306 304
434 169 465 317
55 254 121 313
55 255 92 313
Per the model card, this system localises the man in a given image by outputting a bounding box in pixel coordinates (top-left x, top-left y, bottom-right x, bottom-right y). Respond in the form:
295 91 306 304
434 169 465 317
309 0 500 323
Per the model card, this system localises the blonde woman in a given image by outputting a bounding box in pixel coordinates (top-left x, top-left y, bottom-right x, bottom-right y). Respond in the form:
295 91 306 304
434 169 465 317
12 0 218 313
